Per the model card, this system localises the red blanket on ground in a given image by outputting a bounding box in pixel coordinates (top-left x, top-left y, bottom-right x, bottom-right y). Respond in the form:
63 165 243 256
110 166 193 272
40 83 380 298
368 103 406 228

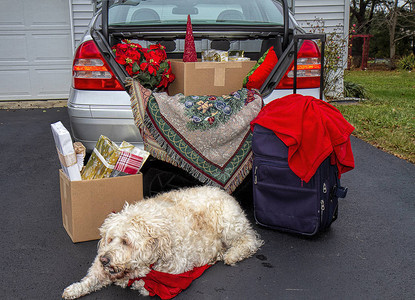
250 94 355 182
128 264 211 299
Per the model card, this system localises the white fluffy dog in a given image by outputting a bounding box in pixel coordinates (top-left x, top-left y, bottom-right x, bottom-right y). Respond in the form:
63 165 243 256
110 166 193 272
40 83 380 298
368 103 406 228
62 186 263 299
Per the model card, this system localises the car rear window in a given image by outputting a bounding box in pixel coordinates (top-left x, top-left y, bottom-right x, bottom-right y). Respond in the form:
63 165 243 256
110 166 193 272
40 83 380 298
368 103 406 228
108 0 284 26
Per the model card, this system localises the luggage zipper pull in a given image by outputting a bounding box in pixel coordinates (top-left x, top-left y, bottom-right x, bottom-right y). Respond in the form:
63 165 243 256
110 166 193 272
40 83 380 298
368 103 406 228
254 166 258 185
321 183 328 224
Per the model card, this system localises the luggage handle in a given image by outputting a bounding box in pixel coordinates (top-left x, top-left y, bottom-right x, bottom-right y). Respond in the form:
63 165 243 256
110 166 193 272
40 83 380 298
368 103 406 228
333 167 348 199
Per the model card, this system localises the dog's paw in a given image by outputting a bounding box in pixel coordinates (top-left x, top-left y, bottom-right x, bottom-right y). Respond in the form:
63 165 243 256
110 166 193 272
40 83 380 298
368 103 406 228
223 252 240 266
62 282 87 299
223 245 252 265
130 279 150 296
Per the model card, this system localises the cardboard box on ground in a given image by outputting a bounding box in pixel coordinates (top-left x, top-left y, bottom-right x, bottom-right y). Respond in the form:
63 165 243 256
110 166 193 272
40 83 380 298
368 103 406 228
168 60 256 96
52 121 147 243
59 170 143 243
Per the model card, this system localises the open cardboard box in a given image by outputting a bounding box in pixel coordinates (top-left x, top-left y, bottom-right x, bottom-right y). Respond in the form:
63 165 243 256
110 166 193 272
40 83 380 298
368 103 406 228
59 169 143 243
168 59 256 96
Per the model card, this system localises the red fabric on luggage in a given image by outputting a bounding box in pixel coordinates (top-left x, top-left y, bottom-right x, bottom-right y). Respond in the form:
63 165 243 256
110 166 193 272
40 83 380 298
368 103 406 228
250 94 355 182
128 264 211 299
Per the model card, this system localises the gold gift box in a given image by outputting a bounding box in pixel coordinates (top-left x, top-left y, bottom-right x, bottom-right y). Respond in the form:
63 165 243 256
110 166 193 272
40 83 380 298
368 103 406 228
81 135 121 180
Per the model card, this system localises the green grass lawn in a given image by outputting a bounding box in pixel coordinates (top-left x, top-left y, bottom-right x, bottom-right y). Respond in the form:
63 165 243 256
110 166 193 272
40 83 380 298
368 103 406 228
334 70 415 164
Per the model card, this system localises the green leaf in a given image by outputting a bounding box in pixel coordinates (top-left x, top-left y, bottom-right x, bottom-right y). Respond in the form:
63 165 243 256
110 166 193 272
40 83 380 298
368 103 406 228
159 61 169 69
132 62 140 73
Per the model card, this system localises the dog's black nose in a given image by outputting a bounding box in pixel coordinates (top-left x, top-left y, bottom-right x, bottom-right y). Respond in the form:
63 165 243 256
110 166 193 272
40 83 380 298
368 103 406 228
100 256 110 266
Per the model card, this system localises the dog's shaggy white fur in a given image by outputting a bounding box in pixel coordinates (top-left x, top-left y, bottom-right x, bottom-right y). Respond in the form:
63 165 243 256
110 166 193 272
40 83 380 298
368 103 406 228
62 186 263 299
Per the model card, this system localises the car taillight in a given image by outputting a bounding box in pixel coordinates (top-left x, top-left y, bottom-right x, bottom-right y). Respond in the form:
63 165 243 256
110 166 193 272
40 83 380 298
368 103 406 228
73 40 124 90
276 40 321 89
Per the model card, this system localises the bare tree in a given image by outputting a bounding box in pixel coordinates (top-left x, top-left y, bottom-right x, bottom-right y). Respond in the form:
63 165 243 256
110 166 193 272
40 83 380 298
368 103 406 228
350 0 380 33
378 0 415 59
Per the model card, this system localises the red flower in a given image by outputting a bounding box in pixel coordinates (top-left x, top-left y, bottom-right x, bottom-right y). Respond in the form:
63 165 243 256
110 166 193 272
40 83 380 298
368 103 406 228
125 65 133 76
140 61 158 75
113 41 174 90
126 48 141 62
157 64 175 89
149 44 164 51
115 52 128 65
143 50 162 66
116 43 129 52
149 44 167 61
129 42 143 51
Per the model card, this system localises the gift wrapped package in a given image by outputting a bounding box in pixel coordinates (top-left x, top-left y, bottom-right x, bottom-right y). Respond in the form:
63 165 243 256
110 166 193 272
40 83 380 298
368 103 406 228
118 140 136 153
201 49 229 62
111 141 149 177
51 121 82 181
73 142 86 172
81 135 121 180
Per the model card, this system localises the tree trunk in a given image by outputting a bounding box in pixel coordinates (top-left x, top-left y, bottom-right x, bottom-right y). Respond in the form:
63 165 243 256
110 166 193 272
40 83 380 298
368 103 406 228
389 34 396 59
388 0 399 60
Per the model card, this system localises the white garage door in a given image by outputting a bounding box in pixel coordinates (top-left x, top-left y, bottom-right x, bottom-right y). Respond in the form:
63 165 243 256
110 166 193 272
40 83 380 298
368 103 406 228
0 0 73 101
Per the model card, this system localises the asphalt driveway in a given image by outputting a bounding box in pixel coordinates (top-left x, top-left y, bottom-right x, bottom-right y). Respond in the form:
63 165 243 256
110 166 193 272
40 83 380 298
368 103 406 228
1 107 414 299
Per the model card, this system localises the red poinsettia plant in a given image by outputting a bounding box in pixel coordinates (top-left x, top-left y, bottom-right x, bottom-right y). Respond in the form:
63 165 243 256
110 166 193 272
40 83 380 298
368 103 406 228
112 40 175 91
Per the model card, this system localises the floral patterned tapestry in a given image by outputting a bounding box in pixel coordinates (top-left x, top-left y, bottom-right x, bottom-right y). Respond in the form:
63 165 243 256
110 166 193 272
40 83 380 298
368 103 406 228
128 79 263 193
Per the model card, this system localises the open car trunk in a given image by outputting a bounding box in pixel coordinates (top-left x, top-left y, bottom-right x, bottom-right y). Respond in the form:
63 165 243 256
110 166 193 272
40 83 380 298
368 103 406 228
87 0 326 196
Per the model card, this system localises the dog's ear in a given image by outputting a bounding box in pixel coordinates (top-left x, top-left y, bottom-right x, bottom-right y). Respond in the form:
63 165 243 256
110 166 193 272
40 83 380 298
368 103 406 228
99 215 111 246
131 216 172 262
99 211 124 247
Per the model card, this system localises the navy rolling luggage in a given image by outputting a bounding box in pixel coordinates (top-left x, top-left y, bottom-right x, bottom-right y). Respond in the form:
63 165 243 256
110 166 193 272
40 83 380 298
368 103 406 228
252 124 348 236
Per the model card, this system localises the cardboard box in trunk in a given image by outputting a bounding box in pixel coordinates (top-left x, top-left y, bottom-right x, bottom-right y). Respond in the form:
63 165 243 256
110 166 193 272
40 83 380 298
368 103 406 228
168 60 256 96
59 169 143 243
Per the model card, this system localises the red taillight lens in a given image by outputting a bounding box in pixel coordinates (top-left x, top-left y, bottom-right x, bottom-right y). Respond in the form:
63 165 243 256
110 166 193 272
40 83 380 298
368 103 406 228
276 40 321 89
73 41 124 90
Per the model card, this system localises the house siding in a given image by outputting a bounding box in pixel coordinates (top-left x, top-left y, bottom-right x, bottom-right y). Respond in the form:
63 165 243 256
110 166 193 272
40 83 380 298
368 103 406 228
70 0 94 51
294 0 349 36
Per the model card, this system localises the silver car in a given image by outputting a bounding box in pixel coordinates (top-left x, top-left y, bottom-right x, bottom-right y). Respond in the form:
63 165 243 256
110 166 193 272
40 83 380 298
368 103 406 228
68 0 324 152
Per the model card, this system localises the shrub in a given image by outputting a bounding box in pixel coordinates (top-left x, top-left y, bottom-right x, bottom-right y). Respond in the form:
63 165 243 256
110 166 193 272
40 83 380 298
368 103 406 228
398 54 415 71
343 80 367 99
